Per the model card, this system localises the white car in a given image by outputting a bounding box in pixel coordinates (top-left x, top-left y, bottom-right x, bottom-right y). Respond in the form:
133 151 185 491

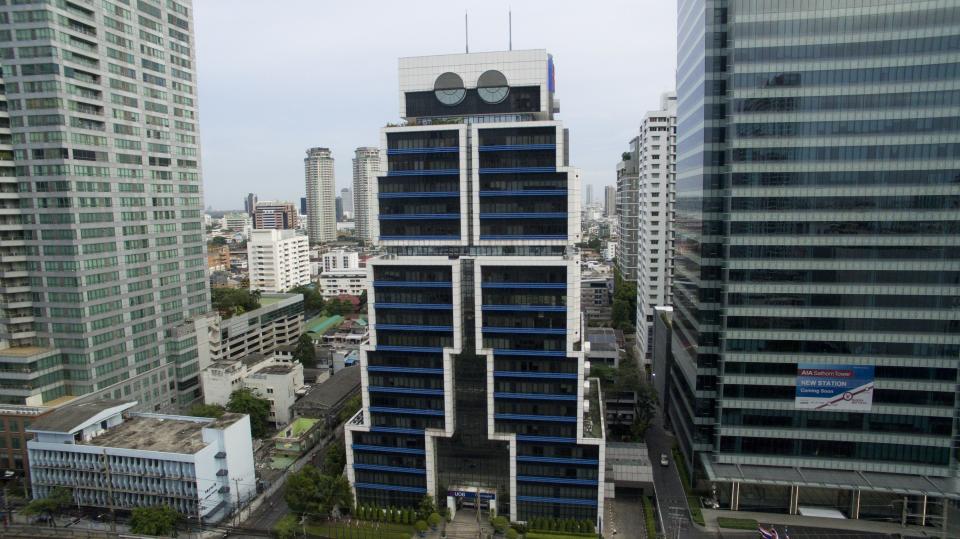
660 453 669 466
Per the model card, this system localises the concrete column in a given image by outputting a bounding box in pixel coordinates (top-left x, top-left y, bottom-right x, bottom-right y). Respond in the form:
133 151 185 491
920 494 927 527
851 489 861 519
730 482 739 511
789 485 800 515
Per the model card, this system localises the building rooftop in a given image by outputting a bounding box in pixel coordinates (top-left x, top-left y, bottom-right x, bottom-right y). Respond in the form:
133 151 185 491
253 365 295 376
82 415 209 454
28 400 135 434
294 365 360 412
0 346 59 358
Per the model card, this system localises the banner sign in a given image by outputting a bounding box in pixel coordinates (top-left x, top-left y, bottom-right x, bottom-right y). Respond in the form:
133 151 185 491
795 364 874 412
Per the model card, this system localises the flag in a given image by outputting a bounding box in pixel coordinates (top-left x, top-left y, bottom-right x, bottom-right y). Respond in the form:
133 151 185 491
758 525 779 539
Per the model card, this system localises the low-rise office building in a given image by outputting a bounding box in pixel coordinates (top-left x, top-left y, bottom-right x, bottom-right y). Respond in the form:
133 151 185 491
201 355 305 426
318 269 366 299
321 250 360 272
210 293 304 363
582 274 614 324
27 401 256 523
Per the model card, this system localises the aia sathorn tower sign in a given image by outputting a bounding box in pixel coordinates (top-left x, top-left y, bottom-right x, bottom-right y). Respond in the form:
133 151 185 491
344 50 605 527
795 365 875 412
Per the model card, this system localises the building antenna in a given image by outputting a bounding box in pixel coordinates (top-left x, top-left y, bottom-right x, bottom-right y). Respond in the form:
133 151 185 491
465 11 469 53
509 9 513 51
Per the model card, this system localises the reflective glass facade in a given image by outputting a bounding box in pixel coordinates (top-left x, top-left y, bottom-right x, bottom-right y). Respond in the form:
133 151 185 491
671 0 959 523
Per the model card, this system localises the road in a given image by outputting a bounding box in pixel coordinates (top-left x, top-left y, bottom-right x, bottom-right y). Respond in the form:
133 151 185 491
645 415 899 539
646 418 715 539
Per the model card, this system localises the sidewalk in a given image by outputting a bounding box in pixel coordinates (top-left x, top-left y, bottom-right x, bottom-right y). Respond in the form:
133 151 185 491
702 508 939 538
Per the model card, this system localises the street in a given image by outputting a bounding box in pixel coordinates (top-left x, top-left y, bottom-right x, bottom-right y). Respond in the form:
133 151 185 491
645 418 715 539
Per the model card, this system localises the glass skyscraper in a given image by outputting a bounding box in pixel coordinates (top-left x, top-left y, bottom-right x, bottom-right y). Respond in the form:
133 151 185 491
0 0 209 410
344 50 605 527
669 0 959 529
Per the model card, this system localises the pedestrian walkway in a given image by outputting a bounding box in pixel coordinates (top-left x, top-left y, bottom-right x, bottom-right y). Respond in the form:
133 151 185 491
440 509 493 539
702 508 937 538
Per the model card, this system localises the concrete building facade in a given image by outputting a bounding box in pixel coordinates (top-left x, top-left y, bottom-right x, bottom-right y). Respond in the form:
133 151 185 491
352 147 380 244
321 249 360 272
247 230 310 293
27 400 255 523
319 269 366 299
253 201 298 230
305 147 336 244
615 138 640 282
634 92 676 363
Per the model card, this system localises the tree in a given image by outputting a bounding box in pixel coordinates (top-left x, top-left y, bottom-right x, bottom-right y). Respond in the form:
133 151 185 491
323 298 352 317
130 505 180 537
22 487 72 526
274 514 299 539
417 495 436 519
211 287 261 318
284 465 321 514
491 516 508 534
289 284 325 315
415 520 429 535
338 394 362 423
321 440 346 476
428 512 442 530
293 334 317 369
506 528 519 539
612 268 637 331
209 236 228 247
227 388 271 438
187 403 225 419
284 465 353 519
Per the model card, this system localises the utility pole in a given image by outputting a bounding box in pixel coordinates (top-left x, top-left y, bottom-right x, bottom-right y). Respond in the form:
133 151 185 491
101 450 116 533
234 478 242 527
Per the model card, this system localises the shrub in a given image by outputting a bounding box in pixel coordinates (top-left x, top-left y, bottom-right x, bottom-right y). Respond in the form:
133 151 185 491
506 528 519 539
491 516 509 534
415 520 429 533
717 517 758 530
428 512 442 528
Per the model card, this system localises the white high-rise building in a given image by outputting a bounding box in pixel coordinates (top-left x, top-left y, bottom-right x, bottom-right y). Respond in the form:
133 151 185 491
635 92 676 362
352 147 380 243
615 138 640 281
0 0 210 409
248 230 310 293
304 147 336 244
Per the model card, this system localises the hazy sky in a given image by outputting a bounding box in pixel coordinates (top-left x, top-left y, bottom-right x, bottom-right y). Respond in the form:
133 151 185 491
194 0 677 210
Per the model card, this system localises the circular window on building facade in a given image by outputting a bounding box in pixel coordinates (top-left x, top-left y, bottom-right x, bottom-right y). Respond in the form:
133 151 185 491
434 72 466 106
477 70 509 104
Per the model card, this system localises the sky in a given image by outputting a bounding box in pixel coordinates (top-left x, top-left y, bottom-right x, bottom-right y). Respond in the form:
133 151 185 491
194 0 677 210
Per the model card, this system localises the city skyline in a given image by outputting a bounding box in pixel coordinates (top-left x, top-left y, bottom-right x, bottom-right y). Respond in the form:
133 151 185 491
193 0 676 209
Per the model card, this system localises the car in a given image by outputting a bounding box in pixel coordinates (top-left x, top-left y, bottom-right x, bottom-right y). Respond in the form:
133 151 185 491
660 453 669 466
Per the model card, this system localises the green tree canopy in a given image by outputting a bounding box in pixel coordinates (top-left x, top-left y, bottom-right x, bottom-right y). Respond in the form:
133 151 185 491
612 268 637 331
323 298 352 316
227 388 272 438
22 487 72 525
294 334 317 369
321 440 346 477
209 236 228 247
289 284 325 314
284 465 353 518
130 505 180 537
212 288 261 319
187 403 226 419
338 393 362 423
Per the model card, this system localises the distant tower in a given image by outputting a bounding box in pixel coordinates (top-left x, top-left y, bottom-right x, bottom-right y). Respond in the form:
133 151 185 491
585 184 593 205
304 148 337 243
245 193 258 217
352 147 381 243
340 187 354 215
604 185 616 217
